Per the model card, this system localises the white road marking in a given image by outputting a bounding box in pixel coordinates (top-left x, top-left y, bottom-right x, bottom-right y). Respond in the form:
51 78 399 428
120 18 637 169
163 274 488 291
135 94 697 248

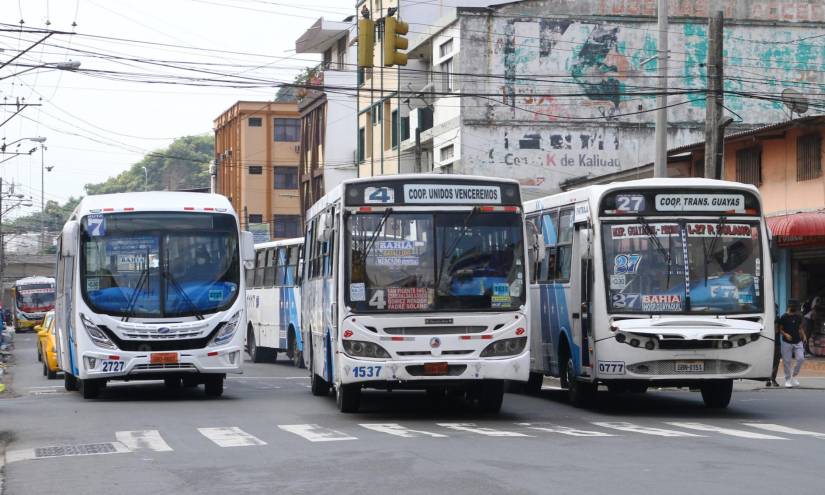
742 423 825 439
5 442 131 464
518 423 616 437
592 422 704 437
115 430 173 452
666 422 787 440
197 427 267 447
278 424 357 442
360 423 448 438
436 423 531 437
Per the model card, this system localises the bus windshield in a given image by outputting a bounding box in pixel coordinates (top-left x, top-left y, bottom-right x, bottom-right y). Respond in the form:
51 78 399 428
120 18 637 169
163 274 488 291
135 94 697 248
16 284 55 312
81 212 240 318
602 220 763 314
347 211 525 312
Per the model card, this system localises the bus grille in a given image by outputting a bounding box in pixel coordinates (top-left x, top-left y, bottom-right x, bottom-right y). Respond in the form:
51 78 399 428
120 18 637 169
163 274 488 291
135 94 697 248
657 340 718 350
384 326 486 335
133 363 197 371
99 325 221 351
627 360 749 375
396 350 473 356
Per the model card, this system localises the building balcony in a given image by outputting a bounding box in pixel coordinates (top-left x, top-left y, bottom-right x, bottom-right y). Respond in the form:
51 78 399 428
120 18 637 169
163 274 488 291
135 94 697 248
296 17 352 56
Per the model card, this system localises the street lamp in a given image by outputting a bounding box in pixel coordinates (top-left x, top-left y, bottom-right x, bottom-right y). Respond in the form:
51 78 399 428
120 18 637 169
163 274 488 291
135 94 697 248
0 60 81 81
142 166 148 191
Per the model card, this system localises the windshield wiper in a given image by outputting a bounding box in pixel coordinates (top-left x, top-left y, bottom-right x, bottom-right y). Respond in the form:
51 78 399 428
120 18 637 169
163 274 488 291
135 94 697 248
362 207 393 260
702 216 728 286
161 264 205 321
435 207 478 294
122 267 149 322
637 217 673 289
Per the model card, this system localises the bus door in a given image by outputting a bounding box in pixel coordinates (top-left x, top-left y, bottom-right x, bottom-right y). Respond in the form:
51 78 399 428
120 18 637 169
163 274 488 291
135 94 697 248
571 205 594 378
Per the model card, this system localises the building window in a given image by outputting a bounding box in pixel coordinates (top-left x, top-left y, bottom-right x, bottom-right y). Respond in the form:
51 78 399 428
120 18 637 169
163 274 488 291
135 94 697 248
736 147 762 186
391 109 399 149
274 118 300 141
797 133 822 181
248 117 262 127
358 127 365 162
401 115 410 141
440 58 454 93
418 107 433 131
440 164 453 174
439 38 453 58
248 214 263 224
336 36 347 70
322 47 332 70
371 103 382 126
274 166 298 189
357 67 365 86
273 215 300 238
440 144 455 163
248 165 262 175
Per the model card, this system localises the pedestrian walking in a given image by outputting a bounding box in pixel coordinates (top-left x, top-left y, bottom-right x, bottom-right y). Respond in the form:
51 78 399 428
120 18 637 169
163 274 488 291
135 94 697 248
766 304 781 387
779 299 807 388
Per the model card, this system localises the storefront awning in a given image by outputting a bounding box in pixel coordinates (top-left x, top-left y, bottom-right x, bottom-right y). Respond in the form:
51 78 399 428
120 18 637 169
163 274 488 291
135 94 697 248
767 212 825 247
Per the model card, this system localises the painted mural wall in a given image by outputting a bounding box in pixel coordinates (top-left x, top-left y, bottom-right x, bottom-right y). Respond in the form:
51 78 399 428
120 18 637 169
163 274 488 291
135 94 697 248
456 0 825 195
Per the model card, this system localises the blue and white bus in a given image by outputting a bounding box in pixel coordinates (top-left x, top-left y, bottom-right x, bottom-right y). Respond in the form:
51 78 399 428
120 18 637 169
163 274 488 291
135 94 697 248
245 238 303 367
302 175 531 413
523 178 773 408
54 192 255 399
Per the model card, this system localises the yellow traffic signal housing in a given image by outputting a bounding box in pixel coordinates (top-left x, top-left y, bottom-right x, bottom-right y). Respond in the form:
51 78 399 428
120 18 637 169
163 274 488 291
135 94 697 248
383 16 409 67
358 18 375 68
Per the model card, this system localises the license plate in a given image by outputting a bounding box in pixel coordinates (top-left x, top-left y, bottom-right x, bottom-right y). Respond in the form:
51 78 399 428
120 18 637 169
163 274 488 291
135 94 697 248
423 362 449 376
150 352 179 364
100 360 124 373
675 360 704 373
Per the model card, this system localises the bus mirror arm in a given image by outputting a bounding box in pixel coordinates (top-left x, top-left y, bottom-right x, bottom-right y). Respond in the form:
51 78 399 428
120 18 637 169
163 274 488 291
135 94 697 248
240 231 256 267
527 222 545 263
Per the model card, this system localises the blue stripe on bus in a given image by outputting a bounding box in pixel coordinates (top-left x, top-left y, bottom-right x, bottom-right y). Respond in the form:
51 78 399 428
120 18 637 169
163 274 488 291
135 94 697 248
540 283 579 377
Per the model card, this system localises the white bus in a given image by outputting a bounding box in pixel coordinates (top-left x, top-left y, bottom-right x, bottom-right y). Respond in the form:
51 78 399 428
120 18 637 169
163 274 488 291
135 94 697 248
302 175 530 413
11 276 56 331
54 192 255 399
523 178 773 408
245 238 304 366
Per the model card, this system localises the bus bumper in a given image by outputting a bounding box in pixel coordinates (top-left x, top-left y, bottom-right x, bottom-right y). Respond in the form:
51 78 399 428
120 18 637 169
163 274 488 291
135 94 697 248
593 336 773 382
76 345 244 380
336 351 530 386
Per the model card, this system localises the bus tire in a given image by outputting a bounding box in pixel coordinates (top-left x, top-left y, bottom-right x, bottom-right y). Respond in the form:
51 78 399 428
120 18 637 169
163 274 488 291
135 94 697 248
47 366 58 380
64 373 78 391
525 372 544 395
164 377 181 389
336 383 360 413
80 378 103 399
182 376 200 388
478 380 505 413
204 375 224 397
309 346 330 397
289 330 304 369
247 329 266 363
700 379 733 409
562 357 594 408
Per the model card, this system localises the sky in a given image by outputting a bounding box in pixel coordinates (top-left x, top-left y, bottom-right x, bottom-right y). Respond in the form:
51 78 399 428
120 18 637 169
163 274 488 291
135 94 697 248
0 0 354 219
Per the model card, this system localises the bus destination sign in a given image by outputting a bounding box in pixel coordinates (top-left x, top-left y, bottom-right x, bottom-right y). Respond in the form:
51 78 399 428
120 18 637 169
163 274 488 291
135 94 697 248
655 193 745 213
403 184 501 204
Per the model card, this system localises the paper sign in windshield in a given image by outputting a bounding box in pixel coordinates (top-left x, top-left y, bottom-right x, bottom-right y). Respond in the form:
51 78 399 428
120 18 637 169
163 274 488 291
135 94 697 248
641 294 682 311
687 223 752 238
611 224 679 239
387 287 430 310
350 283 366 302
104 236 158 255
372 240 425 266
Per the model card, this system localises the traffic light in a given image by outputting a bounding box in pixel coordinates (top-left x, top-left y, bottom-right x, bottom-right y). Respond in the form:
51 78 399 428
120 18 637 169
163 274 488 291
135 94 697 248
383 16 408 67
358 18 375 68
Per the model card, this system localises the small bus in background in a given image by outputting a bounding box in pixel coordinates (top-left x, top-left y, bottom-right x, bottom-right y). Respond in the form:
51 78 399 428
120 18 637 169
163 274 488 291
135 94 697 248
12 276 56 331
55 192 255 399
302 175 531 413
523 178 773 408
245 237 304 367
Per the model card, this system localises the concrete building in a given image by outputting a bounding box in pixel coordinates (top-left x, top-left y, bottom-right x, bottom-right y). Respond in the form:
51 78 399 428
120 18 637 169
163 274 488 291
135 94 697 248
213 101 302 240
295 16 359 215
358 0 825 199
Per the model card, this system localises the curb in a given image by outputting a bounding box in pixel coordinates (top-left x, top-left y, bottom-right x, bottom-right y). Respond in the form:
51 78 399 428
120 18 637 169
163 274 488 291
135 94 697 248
0 431 13 495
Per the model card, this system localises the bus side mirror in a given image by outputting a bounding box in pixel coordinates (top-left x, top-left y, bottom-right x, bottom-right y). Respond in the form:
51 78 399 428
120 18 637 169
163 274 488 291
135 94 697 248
319 212 334 241
579 227 593 260
297 259 304 284
527 221 545 264
60 221 79 257
240 231 255 269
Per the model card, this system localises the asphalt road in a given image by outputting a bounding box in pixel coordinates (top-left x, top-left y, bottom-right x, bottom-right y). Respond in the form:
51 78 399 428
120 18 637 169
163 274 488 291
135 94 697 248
2 332 825 495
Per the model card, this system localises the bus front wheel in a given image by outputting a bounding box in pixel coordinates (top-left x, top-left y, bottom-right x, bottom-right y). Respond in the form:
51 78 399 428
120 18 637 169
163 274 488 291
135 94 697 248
700 379 733 409
561 357 595 408
80 378 104 399
247 329 268 363
64 373 78 391
309 347 330 397
204 375 224 397
478 380 505 413
336 383 361 413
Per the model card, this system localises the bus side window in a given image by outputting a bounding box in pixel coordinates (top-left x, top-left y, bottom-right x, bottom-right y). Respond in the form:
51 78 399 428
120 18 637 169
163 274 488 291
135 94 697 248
264 248 277 287
555 207 575 282
253 249 266 288
275 247 287 286
539 210 559 283
285 246 299 286
526 215 541 283
245 247 256 283
322 208 336 278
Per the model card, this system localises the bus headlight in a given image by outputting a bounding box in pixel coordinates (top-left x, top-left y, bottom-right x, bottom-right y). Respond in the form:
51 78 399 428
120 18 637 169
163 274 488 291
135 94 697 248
342 340 390 359
80 314 117 350
480 337 527 357
209 311 241 347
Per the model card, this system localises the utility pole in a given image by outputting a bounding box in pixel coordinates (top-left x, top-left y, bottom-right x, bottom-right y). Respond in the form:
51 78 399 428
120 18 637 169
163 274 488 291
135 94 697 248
653 0 669 178
40 144 44 252
704 11 725 180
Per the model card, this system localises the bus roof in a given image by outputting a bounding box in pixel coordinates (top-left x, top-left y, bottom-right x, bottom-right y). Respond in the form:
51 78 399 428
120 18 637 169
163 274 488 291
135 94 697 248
524 178 761 214
70 192 236 219
14 276 55 286
307 174 522 219
254 237 303 250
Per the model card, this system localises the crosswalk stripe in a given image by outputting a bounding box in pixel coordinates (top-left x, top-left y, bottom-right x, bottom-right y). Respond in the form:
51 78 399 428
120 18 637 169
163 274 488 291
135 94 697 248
278 424 357 442
518 423 616 437
436 423 531 437
197 427 267 447
666 422 787 440
115 430 173 452
360 423 448 438
592 422 704 437
741 423 825 439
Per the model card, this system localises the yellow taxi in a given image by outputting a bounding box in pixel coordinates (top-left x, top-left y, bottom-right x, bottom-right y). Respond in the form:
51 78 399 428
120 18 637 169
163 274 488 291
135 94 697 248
35 310 59 379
